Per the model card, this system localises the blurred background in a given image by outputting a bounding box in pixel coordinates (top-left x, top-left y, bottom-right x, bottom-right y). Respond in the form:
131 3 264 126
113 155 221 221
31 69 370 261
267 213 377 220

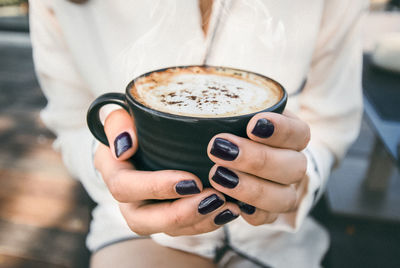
0 0 399 267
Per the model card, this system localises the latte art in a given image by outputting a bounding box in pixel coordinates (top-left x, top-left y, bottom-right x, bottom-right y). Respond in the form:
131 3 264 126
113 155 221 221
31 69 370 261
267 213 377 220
130 66 282 118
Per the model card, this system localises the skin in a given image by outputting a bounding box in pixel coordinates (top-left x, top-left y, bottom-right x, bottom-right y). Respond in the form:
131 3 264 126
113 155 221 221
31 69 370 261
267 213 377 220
90 239 216 268
207 110 310 225
93 108 310 264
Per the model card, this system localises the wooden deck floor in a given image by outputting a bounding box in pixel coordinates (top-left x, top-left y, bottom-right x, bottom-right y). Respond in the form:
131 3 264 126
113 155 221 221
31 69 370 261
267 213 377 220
0 33 91 268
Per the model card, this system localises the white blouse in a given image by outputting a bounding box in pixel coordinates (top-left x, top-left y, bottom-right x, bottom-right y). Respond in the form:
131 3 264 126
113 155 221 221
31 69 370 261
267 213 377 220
29 0 367 267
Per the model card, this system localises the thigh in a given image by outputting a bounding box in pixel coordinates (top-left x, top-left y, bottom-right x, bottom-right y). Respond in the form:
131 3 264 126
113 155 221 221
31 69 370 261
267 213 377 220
90 238 216 268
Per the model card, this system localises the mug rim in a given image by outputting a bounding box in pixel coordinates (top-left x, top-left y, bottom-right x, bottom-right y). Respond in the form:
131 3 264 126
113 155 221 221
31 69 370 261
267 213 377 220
125 65 288 121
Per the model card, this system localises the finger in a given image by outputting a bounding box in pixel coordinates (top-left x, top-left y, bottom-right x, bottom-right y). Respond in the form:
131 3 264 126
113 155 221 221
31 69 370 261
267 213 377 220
94 143 134 174
96 143 203 202
166 202 240 236
246 111 310 151
207 134 307 184
209 165 298 212
104 108 138 160
108 170 203 202
120 189 240 236
239 203 279 226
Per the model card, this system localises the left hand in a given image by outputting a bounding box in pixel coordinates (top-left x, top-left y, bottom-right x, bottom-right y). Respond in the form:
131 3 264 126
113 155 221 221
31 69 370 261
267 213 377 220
207 110 310 226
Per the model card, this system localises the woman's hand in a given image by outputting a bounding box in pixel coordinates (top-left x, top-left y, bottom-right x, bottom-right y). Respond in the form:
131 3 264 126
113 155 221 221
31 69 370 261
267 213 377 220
207 110 310 226
94 109 241 236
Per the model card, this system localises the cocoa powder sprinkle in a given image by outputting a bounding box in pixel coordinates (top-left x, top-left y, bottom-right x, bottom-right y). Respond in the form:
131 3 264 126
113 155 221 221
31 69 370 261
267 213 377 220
225 93 239 98
167 101 183 105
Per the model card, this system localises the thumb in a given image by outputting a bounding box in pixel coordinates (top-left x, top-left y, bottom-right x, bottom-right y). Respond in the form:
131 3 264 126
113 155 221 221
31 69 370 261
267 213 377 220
104 108 138 160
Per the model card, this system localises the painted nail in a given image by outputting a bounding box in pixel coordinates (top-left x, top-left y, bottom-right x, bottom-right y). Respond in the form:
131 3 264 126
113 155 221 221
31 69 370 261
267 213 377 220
251 118 274 138
214 209 239 225
210 138 239 161
114 132 132 157
238 201 256 215
175 180 200 195
212 167 239 189
198 194 224 215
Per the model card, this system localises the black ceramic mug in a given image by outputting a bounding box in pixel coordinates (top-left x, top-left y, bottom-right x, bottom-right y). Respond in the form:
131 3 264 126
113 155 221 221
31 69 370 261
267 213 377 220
87 66 287 187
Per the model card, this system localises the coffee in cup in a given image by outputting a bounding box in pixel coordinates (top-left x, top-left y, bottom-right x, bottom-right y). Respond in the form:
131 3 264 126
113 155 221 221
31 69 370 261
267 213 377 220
87 66 287 187
131 66 282 118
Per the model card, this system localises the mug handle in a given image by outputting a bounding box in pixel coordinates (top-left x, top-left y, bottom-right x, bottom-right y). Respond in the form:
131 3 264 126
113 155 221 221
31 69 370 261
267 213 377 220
86 92 130 146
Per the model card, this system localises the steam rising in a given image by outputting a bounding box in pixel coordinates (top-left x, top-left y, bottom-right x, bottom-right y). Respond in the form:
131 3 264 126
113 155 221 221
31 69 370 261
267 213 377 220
111 0 316 95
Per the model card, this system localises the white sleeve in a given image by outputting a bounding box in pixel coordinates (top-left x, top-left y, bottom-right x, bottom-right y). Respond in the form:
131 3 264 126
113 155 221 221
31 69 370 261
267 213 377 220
29 0 111 204
268 0 368 231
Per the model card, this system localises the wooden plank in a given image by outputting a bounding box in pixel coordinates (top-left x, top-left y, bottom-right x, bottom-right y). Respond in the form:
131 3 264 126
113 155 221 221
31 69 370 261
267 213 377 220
0 136 69 176
0 253 65 268
0 36 90 268
0 168 89 205
0 219 89 268
0 194 89 233
0 120 92 233
0 169 90 233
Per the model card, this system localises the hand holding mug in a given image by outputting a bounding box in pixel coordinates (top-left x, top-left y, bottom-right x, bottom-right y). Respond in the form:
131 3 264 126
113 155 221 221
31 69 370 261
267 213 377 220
88 66 289 235
87 66 287 187
94 109 241 236
207 110 310 225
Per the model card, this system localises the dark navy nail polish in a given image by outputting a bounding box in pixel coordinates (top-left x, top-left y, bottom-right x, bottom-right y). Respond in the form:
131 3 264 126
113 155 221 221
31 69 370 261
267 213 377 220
214 209 239 225
238 201 256 215
198 194 224 215
212 167 239 189
114 132 132 157
175 180 200 195
251 118 274 138
210 138 239 161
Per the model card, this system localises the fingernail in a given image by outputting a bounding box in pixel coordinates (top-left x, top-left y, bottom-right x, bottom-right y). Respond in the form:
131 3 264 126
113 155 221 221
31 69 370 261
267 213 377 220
198 194 224 215
212 167 239 189
114 132 132 157
214 209 239 225
175 180 200 195
238 201 256 215
251 118 274 138
210 138 239 161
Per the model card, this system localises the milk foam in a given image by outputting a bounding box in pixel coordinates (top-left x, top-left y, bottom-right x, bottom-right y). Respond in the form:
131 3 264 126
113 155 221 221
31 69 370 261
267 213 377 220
134 71 280 118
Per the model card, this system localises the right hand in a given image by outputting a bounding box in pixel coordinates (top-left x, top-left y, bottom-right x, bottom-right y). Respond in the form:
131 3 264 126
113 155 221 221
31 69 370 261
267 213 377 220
94 109 240 236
